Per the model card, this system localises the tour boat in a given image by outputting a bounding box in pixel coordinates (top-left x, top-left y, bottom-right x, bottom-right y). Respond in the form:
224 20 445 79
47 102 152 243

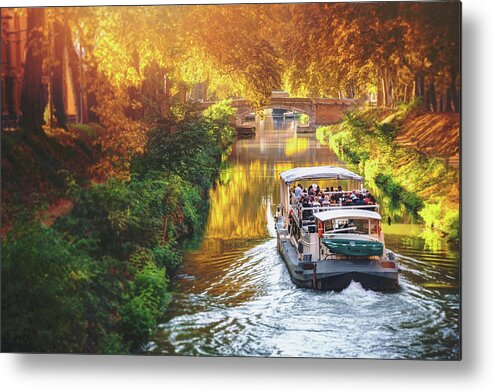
275 166 398 291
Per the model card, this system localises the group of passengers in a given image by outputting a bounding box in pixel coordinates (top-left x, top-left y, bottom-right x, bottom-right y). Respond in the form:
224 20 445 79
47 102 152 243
290 183 377 208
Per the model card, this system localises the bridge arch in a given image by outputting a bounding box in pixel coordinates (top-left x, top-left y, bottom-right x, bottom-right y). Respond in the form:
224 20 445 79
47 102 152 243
235 105 314 122
198 97 355 126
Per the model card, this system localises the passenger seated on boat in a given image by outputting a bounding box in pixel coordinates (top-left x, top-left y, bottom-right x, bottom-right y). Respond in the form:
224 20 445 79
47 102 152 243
294 184 303 200
301 197 313 220
353 196 365 206
322 195 330 207
366 192 376 205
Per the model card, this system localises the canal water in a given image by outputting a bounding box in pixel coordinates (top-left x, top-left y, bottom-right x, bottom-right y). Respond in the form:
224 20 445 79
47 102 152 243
151 116 460 359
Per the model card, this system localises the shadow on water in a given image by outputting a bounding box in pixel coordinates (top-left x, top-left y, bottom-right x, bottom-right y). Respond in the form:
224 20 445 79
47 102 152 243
151 116 460 360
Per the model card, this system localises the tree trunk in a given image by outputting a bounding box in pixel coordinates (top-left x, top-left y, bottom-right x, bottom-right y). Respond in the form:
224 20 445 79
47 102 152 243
414 72 425 100
450 69 459 112
382 74 393 107
377 79 384 107
20 8 46 133
203 78 209 101
425 89 431 111
381 77 387 106
429 78 437 112
445 88 452 112
86 65 99 123
414 74 420 97
51 21 67 129
66 27 82 123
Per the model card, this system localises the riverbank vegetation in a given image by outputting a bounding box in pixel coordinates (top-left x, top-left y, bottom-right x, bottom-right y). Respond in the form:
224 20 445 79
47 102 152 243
1 102 236 353
317 103 459 242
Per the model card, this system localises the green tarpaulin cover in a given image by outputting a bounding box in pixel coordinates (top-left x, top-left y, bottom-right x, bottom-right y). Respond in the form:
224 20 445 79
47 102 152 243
322 238 384 257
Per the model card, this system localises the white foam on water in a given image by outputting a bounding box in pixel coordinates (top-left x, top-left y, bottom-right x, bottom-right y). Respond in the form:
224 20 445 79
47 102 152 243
265 199 277 238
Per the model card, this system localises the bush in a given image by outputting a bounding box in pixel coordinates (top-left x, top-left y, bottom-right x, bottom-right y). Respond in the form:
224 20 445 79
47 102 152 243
55 177 169 259
374 173 423 218
153 244 182 271
419 200 459 242
1 224 90 353
120 264 169 350
375 122 398 142
299 113 309 125
203 99 237 149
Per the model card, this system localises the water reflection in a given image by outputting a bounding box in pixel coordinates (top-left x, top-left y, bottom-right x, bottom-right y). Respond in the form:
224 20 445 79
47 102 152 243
152 116 460 359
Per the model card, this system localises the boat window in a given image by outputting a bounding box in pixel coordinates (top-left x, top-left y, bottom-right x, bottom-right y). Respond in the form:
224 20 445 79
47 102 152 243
369 219 380 235
324 220 333 232
333 218 370 234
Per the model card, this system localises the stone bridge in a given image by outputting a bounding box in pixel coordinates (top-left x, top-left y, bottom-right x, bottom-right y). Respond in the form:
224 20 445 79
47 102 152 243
197 97 356 126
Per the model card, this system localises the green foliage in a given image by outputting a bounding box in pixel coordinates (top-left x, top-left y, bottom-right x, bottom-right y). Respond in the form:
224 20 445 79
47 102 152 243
375 122 398 142
133 117 218 190
320 108 458 240
299 113 309 125
374 174 423 217
152 244 182 271
119 293 159 350
129 246 157 271
419 200 460 242
344 111 370 131
120 264 170 350
56 177 168 259
444 210 460 243
2 101 232 354
1 224 90 353
396 98 425 119
203 99 237 149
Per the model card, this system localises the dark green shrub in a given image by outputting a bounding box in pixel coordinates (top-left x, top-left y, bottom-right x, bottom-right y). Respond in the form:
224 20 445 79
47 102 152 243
120 264 169 351
55 177 169 259
153 244 182 272
375 122 399 142
1 224 90 353
375 173 423 218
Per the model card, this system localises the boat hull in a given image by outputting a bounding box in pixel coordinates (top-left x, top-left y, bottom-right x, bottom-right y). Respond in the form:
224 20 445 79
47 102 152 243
278 235 398 291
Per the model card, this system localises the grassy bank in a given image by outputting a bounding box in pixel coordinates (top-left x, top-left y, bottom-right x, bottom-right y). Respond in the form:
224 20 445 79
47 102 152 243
1 101 236 353
316 104 459 242
1 123 104 229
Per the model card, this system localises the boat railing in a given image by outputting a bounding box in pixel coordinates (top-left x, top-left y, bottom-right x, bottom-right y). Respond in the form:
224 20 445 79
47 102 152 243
290 204 380 227
292 204 379 212
322 232 379 241
323 227 358 234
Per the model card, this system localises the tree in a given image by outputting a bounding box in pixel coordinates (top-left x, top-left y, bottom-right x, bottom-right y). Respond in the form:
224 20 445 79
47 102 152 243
19 8 47 133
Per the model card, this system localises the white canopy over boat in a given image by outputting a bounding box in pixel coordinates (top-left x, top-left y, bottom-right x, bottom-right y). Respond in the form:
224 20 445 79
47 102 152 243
280 166 363 184
313 209 382 222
